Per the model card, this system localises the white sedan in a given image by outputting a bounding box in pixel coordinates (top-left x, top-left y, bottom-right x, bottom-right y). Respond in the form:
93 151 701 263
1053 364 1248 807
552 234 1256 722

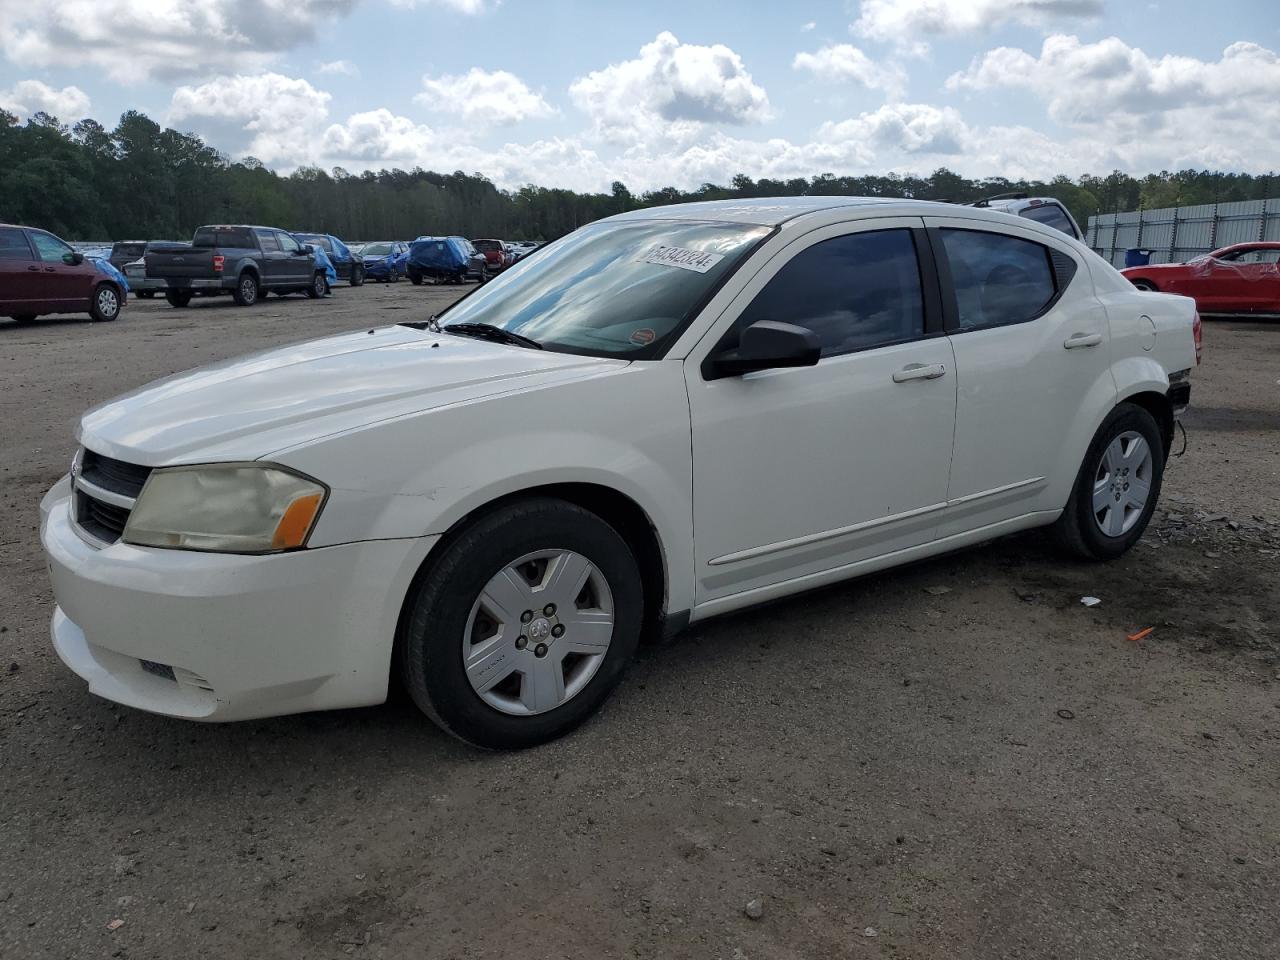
40 197 1200 748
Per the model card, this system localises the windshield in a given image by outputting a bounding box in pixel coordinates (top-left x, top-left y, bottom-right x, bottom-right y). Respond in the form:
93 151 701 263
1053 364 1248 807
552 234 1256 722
437 219 769 358
361 242 393 256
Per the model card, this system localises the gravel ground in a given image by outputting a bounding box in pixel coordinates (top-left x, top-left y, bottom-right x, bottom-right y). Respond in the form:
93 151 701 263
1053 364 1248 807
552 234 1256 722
1 285 1278 959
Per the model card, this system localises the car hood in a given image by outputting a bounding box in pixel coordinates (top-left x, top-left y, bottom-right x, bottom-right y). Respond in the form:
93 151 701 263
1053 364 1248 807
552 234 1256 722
79 325 623 465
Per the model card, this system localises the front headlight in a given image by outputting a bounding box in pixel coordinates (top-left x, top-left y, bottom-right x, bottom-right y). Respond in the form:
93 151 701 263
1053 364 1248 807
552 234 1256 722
123 464 327 554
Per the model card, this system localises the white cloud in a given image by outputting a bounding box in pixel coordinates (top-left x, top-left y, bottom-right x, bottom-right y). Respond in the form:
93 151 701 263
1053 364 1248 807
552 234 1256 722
0 0 356 82
945 36 1280 170
569 31 770 145
801 21 816 32
387 0 495 10
818 102 968 155
318 59 359 77
854 0 1102 48
0 79 90 120
414 68 555 127
793 44 907 100
170 73 331 166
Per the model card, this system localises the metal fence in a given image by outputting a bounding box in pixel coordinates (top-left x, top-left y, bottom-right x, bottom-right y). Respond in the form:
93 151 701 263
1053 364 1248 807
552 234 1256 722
1087 198 1280 268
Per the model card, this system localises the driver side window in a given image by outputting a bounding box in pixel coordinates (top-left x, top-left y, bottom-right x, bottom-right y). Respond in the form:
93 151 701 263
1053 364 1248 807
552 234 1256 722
278 233 302 254
724 228 926 359
30 231 73 263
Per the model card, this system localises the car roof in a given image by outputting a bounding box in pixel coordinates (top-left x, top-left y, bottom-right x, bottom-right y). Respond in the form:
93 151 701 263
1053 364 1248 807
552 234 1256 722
602 196 978 228
1214 241 1280 252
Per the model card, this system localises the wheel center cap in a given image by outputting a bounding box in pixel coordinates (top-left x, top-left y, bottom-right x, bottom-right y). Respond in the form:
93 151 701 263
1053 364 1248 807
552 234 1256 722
528 618 552 641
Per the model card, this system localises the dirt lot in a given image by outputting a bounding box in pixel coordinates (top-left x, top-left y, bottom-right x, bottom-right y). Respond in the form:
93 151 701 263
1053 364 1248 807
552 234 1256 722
1 284 1278 960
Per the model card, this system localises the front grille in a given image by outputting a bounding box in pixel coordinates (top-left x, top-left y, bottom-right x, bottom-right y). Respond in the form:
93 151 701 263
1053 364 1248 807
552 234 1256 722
74 448 151 545
81 449 151 499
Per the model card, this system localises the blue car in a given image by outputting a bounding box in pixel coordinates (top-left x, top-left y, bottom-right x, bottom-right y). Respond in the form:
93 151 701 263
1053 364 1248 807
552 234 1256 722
406 236 488 285
293 232 365 286
355 241 410 282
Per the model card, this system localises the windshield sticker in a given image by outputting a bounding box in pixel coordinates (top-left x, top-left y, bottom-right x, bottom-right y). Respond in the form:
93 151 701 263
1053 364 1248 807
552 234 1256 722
629 327 656 346
637 244 725 274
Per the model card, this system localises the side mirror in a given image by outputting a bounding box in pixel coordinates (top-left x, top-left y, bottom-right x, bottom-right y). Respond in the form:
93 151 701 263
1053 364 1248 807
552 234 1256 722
64 251 85 266
706 320 822 379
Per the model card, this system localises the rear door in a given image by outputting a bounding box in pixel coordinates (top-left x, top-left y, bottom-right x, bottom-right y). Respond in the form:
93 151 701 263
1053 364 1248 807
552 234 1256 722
0 226 40 311
27 229 95 308
924 216 1112 535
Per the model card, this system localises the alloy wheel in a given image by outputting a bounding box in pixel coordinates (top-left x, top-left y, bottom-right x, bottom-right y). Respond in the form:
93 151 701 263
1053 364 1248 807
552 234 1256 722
1092 430 1153 537
462 550 614 716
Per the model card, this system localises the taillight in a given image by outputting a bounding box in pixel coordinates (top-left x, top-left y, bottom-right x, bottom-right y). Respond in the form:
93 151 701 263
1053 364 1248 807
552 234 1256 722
1192 310 1202 365
212 255 225 273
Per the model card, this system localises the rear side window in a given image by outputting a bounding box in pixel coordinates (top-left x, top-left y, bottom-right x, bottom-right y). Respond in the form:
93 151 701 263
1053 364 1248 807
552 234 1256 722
255 230 279 252
193 227 254 248
940 230 1057 331
0 227 32 260
1019 203 1076 238
727 229 925 358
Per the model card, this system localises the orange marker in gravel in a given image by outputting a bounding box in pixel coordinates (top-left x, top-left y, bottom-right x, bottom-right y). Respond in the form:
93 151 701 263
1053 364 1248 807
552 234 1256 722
1127 627 1155 642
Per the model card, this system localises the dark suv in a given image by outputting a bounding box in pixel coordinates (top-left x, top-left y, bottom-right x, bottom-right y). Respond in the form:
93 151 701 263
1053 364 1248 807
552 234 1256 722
0 223 127 323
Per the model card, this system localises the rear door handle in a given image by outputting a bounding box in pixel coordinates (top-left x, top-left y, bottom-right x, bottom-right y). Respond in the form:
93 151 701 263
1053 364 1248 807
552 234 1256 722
893 362 947 383
1064 333 1102 349
27 265 40 271
43 266 57 272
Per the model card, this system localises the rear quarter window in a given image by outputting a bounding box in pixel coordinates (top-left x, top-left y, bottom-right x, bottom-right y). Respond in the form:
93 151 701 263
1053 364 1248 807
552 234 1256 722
0 227 32 260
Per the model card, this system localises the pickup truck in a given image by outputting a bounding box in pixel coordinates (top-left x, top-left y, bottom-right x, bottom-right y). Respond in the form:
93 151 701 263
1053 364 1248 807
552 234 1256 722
144 225 328 307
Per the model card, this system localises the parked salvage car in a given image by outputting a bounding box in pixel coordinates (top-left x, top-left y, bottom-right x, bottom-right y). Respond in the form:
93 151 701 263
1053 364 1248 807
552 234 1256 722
1122 242 1280 316
293 233 365 286
122 242 186 298
39 197 1198 749
107 241 148 272
472 238 512 273
407 236 487 284
967 194 1083 240
357 241 410 282
145 225 327 307
1 223 126 323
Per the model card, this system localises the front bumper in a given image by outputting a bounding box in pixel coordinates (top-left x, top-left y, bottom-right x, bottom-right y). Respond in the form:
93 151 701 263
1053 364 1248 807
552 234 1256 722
40 476 437 721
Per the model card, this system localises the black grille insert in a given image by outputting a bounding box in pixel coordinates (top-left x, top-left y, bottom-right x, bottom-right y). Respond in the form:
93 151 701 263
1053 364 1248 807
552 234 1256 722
81 449 151 499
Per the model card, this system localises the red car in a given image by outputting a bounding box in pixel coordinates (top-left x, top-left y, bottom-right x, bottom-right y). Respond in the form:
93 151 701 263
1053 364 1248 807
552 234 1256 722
471 238 512 273
1 223 126 324
1122 242 1280 316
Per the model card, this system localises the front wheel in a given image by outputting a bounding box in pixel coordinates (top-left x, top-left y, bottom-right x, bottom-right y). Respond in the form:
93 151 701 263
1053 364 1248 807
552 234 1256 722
305 271 327 299
89 283 122 322
408 269 423 286
1051 404 1165 561
350 266 364 287
400 498 644 749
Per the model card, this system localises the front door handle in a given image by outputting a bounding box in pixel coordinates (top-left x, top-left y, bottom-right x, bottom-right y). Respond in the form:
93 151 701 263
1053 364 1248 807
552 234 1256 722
892 362 947 383
27 265 40 271
43 266 57 273
1064 332 1102 349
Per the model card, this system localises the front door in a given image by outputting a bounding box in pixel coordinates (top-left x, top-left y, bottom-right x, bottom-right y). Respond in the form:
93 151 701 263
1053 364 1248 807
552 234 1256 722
27 230 94 308
924 216 1114 536
685 218 957 610
276 232 313 285
1199 247 1280 313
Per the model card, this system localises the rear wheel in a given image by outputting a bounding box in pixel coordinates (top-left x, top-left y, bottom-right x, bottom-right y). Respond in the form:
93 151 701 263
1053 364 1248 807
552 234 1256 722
89 283 122 322
350 266 364 287
11 314 37 324
399 498 643 749
408 268 423 286
1052 403 1164 561
232 271 259 306
1131 279 1158 292
164 290 192 308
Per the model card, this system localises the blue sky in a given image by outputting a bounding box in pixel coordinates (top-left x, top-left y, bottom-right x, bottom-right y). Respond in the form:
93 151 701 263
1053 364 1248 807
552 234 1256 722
1 1 1275 191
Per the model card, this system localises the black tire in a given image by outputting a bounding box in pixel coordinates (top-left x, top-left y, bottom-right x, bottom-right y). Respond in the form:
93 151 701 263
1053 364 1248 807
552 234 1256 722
350 266 364 287
232 272 259 306
305 271 326 299
88 282 122 322
400 498 644 749
1131 279 1158 292
408 269 423 286
479 266 490 284
11 314 37 324
164 290 192 308
1051 403 1165 561
138 291 155 299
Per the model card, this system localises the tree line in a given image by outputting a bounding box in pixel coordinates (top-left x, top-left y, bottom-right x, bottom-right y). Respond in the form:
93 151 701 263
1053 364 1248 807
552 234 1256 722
3 108 1279 244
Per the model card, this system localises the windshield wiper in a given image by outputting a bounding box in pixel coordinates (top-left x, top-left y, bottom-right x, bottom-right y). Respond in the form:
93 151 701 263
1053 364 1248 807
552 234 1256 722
399 314 441 332
442 322 542 350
